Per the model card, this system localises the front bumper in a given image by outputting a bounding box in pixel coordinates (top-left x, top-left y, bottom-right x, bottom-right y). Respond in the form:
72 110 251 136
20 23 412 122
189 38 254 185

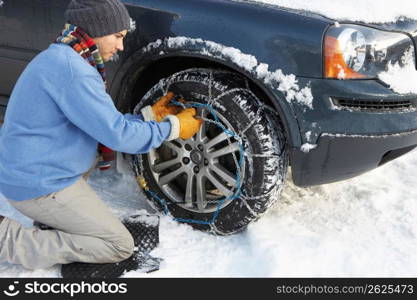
291 130 417 186
287 78 417 186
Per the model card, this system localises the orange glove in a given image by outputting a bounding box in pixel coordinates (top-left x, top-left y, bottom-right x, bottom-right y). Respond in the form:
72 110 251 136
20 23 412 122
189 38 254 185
176 108 203 140
151 92 184 122
141 92 185 122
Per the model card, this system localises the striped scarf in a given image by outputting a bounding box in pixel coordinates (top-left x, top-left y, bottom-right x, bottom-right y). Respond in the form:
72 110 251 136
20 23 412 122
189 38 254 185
55 23 114 170
56 23 107 86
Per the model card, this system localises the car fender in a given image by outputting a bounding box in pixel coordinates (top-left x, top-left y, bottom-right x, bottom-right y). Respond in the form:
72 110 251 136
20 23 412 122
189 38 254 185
110 36 310 148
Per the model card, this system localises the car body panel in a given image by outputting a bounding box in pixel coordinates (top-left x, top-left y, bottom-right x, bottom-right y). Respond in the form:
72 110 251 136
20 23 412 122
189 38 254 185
1 0 417 186
123 0 329 77
292 129 417 186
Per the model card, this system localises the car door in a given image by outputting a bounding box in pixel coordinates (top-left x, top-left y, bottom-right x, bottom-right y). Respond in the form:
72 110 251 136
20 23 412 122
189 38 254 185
0 0 68 121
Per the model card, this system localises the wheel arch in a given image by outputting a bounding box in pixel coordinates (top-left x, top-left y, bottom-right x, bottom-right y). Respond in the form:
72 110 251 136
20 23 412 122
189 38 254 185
111 49 301 149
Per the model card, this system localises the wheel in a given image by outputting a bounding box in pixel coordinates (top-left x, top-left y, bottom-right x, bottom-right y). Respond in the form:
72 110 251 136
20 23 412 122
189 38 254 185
132 68 288 235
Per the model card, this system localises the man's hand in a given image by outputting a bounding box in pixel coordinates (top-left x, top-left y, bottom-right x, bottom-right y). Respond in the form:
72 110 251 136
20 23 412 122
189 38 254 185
141 92 184 122
140 92 202 140
176 108 203 139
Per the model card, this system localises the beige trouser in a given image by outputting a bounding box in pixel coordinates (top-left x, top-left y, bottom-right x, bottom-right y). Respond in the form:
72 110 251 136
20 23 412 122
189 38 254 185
0 177 134 270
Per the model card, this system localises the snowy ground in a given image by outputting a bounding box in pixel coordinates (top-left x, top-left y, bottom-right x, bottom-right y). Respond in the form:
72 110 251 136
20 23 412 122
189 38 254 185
1 149 416 278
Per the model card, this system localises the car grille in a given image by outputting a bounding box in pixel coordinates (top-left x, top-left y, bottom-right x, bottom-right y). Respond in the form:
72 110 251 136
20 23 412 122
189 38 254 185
331 98 417 112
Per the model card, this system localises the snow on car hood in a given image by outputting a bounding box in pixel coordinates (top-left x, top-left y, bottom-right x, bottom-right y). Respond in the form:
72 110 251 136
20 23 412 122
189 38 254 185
235 1 417 94
378 48 417 94
236 0 417 23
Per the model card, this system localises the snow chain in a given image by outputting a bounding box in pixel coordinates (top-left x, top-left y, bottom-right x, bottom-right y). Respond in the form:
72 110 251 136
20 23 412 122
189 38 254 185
130 86 283 226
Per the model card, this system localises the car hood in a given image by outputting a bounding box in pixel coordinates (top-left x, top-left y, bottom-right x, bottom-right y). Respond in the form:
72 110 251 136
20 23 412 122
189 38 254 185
357 19 417 36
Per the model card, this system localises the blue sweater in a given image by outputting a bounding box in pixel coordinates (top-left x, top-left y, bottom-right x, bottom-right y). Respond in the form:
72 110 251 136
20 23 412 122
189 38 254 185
0 43 171 201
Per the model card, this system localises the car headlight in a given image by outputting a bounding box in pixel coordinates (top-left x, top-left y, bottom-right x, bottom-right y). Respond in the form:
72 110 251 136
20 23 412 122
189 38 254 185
324 24 415 79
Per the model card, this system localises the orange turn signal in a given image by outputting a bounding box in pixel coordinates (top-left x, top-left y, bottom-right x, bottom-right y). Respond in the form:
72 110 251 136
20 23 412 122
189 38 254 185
324 36 365 79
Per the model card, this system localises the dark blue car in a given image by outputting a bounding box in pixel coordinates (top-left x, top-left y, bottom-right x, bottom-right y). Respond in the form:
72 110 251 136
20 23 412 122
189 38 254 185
1 0 417 234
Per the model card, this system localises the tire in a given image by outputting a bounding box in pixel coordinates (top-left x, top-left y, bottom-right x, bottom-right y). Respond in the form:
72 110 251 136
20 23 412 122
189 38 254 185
133 68 289 235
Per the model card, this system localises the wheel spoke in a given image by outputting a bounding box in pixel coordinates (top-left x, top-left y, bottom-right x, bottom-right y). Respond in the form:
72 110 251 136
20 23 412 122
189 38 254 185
184 171 194 208
159 165 187 185
209 163 237 187
196 172 207 210
195 109 208 143
205 170 233 198
207 142 240 159
152 158 180 173
175 138 188 146
163 141 182 153
205 132 228 150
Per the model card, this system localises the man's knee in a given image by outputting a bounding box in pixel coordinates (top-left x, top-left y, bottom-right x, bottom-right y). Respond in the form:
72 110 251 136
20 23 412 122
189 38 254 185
110 230 135 262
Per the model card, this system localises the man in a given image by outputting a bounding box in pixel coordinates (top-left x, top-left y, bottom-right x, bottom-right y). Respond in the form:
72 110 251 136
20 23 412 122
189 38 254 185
0 0 201 270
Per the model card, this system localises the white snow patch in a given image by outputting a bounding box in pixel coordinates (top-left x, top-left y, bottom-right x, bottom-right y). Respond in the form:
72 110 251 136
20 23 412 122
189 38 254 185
300 143 317 153
2 151 417 277
0 1 4 8
237 0 417 23
295 86 313 109
322 129 417 138
337 65 346 80
149 37 313 109
145 39 162 52
126 212 159 227
128 18 136 33
378 48 417 94
166 36 190 48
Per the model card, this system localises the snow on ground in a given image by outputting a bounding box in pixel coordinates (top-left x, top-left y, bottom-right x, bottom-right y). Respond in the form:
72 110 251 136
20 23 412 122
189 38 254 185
1 149 416 277
238 0 417 23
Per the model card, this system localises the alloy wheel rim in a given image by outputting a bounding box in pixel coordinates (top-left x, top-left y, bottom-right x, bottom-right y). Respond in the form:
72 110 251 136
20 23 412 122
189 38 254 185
147 105 244 213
